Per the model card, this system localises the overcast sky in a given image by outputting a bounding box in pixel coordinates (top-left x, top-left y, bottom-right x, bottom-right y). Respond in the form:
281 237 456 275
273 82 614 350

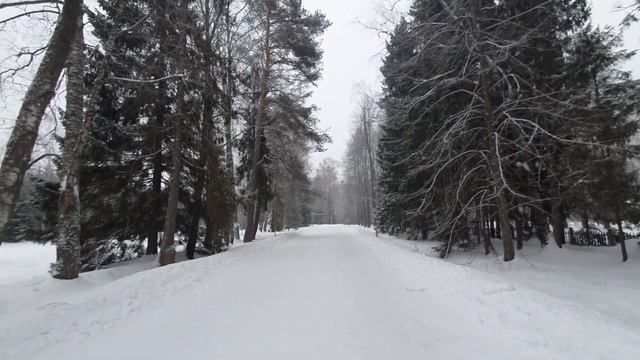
1 0 639 169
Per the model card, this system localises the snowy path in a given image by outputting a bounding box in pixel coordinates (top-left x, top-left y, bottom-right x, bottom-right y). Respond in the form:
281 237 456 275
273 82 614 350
1 225 639 359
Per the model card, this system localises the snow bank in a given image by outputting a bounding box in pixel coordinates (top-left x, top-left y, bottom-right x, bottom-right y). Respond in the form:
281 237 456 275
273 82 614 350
0 227 638 359
0 242 55 285
374 228 640 329
358 226 640 359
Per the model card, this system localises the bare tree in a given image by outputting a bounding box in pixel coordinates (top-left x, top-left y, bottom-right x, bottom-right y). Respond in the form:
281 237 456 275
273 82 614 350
0 0 83 245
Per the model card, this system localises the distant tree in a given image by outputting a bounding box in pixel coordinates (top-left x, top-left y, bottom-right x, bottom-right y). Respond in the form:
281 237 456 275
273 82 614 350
342 93 380 228
312 158 340 224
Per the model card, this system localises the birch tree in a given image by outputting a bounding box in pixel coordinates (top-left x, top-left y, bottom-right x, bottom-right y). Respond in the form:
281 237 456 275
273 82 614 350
51 15 84 279
0 0 83 245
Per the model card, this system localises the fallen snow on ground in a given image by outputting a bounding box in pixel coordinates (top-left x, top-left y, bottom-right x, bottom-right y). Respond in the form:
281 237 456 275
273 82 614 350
0 225 638 359
0 242 55 285
379 229 640 329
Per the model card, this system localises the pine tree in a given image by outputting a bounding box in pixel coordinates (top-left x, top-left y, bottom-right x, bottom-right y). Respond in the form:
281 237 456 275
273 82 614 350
242 0 329 242
376 0 639 261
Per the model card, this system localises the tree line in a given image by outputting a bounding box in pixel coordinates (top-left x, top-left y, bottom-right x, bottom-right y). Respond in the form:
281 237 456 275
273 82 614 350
310 92 379 227
0 0 329 279
376 0 640 262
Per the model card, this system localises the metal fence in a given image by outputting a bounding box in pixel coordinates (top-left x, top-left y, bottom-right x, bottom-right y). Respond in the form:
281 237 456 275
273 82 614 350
564 228 640 247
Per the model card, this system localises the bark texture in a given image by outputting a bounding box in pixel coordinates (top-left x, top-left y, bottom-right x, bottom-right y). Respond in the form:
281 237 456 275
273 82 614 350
244 1 273 243
52 20 85 279
0 0 83 245
159 0 188 266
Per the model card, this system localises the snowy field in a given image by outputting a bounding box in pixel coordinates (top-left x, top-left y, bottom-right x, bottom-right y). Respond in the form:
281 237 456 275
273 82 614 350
0 225 638 359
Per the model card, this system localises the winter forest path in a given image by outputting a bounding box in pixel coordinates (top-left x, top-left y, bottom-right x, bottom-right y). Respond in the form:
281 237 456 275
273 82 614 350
1 225 639 359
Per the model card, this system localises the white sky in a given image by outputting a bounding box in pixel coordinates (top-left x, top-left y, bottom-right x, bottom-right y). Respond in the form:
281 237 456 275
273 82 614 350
1 0 639 169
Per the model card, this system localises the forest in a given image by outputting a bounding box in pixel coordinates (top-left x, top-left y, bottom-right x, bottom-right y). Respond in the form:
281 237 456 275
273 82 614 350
319 0 640 263
1 0 640 283
0 0 329 279
1 1 640 358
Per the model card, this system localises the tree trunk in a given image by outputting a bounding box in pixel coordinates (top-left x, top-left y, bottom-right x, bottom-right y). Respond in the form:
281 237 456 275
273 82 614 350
189 67 216 258
146 124 163 255
244 3 273 243
204 142 229 254
482 208 494 256
361 104 377 229
146 1 170 256
481 80 514 260
497 193 515 261
186 178 204 260
159 114 183 266
52 19 84 280
531 205 547 246
516 216 524 250
159 0 188 266
551 198 564 248
617 219 628 262
223 0 239 244
0 0 83 245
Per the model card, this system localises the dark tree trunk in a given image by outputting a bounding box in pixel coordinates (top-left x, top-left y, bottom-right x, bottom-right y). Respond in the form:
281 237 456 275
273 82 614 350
186 179 204 260
0 0 83 245
145 2 170 256
617 219 628 262
244 3 273 243
204 147 228 254
497 193 515 261
551 199 564 248
482 208 494 255
159 0 188 266
223 0 239 244
160 114 183 266
531 205 547 246
516 211 524 250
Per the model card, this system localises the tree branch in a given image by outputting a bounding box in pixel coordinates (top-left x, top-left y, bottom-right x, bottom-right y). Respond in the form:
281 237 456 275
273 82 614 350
0 1 62 10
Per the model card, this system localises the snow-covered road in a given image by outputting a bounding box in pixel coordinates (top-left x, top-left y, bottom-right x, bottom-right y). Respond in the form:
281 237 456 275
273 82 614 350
1 225 638 359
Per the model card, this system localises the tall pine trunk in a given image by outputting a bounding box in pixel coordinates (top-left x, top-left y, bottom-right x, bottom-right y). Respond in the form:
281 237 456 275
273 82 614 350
159 98 183 266
186 178 204 259
480 63 515 261
159 0 188 266
52 19 85 279
0 0 83 245
244 2 273 243
146 7 170 256
223 0 240 243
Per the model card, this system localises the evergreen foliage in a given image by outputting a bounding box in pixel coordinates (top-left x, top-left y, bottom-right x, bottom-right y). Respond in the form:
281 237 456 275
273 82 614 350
377 0 640 261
